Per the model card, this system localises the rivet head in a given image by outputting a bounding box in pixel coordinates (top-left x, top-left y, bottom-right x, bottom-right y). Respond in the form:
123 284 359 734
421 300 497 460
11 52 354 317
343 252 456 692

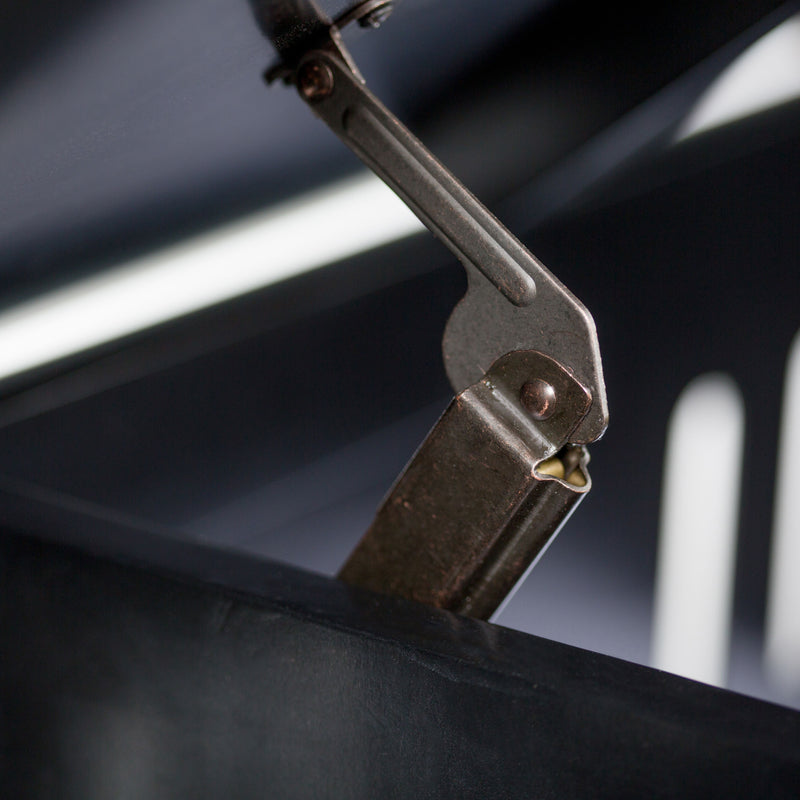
360 2 394 28
520 380 557 420
298 61 334 101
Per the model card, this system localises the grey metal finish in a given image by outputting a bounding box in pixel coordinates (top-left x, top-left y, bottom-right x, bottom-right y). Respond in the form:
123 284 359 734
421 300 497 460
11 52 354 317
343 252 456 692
294 49 608 444
339 350 593 618
257 6 609 615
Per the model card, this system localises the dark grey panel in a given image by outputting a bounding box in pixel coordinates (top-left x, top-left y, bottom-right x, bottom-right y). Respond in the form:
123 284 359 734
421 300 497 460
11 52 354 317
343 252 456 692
2 488 798 798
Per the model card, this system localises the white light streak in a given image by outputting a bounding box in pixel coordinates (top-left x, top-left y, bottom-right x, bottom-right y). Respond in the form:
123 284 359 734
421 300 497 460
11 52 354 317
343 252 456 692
677 14 800 140
765 331 800 696
652 374 745 686
0 172 423 382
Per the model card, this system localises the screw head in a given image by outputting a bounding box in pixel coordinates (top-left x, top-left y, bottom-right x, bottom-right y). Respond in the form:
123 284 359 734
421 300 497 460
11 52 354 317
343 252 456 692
298 61 334 101
360 2 394 28
520 380 557 420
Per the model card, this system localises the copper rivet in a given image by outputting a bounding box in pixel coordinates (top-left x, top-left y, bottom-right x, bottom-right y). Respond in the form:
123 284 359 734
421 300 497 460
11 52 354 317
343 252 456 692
520 380 557 420
298 61 334 101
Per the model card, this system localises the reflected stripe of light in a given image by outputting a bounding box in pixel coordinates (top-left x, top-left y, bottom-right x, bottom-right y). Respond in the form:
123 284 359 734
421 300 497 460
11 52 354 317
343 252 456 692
765 331 800 695
652 374 745 687
0 172 424 382
677 13 800 140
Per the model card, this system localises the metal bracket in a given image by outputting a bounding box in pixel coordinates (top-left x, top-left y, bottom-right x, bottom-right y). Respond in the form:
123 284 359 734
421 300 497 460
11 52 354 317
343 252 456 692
258 7 608 618
292 49 607 444
339 350 592 619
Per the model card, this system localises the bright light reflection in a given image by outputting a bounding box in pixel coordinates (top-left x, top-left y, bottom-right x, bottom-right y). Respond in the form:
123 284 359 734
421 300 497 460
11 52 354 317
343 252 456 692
765 331 800 696
652 374 745 687
0 172 424 382
677 14 800 140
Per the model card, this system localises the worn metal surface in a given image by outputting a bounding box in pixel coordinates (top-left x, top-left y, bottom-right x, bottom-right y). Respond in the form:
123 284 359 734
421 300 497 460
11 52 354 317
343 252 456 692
257 7 608 615
339 350 592 618
294 48 608 443
2 483 800 798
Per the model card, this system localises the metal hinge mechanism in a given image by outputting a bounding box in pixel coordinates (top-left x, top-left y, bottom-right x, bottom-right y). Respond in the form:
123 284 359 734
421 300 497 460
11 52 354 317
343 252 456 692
259 1 608 619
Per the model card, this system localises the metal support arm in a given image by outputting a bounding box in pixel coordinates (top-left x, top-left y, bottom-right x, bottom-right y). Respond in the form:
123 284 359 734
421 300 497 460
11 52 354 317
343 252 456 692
261 9 608 618
294 50 607 443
